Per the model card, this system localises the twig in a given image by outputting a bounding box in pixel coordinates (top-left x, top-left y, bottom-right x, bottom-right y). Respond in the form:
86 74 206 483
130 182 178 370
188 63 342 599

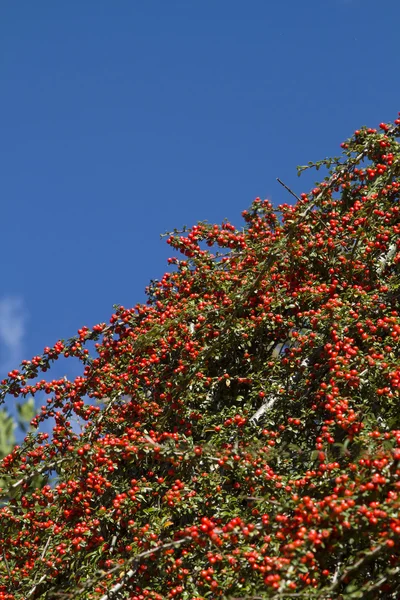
40 535 52 560
332 559 342 585
277 178 342 239
276 178 301 203
109 535 118 555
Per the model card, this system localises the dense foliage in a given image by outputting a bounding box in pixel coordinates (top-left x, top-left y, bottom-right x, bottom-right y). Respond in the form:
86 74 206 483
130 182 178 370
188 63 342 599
0 116 400 599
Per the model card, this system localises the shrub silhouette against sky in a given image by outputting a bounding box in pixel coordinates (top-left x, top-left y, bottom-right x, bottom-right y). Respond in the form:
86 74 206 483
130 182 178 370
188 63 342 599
0 116 400 599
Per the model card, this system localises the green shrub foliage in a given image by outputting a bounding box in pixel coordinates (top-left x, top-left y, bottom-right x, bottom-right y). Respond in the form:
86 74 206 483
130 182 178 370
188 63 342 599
0 398 37 494
1 117 400 599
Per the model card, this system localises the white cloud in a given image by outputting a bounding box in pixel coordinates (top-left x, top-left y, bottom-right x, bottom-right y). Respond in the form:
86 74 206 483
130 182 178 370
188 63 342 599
0 296 27 375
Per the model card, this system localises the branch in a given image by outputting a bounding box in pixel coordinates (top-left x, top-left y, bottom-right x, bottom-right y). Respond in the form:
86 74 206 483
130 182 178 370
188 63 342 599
46 537 193 599
98 537 192 600
328 543 386 593
26 574 47 598
0 457 67 499
2 551 12 584
249 395 278 424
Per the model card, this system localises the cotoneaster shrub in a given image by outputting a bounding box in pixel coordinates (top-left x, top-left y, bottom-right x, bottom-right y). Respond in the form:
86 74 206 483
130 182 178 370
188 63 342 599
0 116 400 599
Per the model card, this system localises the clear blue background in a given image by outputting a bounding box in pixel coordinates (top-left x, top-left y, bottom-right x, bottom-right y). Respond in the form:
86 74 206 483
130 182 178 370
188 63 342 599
1 0 399 385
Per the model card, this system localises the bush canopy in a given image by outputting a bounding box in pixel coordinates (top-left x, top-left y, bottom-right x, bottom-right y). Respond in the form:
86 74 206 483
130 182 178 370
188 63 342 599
0 116 400 599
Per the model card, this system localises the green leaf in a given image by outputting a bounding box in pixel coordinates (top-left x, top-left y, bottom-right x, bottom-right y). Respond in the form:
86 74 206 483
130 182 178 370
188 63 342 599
0 409 16 457
16 397 35 432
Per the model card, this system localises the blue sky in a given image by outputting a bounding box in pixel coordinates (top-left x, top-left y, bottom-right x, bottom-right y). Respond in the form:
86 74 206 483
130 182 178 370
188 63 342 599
1 0 399 395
